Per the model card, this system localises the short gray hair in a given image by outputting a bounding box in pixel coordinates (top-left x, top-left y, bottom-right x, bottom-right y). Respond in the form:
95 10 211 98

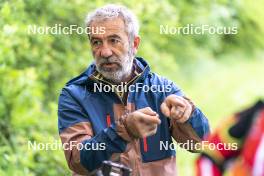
85 4 139 41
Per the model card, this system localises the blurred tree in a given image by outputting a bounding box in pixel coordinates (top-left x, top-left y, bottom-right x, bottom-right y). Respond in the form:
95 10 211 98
0 0 263 175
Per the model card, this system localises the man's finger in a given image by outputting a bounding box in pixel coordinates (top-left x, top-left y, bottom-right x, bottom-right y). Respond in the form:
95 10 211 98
176 101 192 123
146 124 158 131
144 126 158 137
171 106 184 120
139 107 157 116
161 102 170 117
166 95 186 108
141 114 161 124
172 96 187 118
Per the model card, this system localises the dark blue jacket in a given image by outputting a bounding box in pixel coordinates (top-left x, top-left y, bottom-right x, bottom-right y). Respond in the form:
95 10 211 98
58 57 210 175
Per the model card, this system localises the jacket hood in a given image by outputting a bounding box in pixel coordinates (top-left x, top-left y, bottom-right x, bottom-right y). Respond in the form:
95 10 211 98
66 56 150 86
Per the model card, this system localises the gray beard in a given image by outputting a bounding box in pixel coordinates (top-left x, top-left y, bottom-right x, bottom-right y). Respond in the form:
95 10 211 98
95 54 134 84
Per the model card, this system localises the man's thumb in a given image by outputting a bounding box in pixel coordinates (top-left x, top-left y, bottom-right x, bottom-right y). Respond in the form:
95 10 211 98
161 102 170 117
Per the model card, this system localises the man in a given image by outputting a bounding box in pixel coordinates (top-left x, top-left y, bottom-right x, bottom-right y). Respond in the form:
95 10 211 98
58 4 209 176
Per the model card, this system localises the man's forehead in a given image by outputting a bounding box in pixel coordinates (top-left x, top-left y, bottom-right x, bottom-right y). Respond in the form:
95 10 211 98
90 17 126 33
91 17 125 30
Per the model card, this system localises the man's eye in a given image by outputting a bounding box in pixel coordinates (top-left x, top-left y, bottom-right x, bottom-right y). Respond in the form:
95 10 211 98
110 38 119 44
92 40 102 46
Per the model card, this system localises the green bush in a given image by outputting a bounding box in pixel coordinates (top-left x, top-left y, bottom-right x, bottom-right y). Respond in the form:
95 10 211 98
1 0 264 175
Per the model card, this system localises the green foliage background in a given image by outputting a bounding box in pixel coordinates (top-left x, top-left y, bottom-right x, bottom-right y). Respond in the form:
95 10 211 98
0 0 264 175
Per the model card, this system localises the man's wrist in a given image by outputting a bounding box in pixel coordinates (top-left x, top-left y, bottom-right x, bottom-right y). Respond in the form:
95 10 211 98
115 113 136 142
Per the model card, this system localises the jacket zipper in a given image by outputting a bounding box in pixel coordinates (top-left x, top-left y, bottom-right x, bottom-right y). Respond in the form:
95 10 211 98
89 67 149 153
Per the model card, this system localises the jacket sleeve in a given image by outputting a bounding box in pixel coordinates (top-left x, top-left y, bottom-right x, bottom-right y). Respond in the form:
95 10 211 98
165 80 210 150
58 88 128 175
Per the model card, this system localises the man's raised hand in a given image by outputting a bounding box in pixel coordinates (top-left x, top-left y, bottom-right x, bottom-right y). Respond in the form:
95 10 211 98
160 95 193 123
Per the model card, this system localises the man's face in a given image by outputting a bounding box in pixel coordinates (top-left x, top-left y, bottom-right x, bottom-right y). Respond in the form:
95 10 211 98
89 17 134 83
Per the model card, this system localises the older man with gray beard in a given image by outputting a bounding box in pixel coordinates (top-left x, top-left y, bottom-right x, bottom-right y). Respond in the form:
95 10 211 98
58 4 210 176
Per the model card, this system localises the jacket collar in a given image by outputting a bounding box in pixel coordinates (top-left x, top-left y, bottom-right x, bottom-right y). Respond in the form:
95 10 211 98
66 56 150 86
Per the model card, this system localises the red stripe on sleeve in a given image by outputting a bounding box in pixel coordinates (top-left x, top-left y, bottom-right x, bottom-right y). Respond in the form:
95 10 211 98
143 137 148 152
106 114 111 127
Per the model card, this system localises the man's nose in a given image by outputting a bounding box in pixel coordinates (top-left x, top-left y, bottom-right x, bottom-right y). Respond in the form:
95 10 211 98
100 44 113 58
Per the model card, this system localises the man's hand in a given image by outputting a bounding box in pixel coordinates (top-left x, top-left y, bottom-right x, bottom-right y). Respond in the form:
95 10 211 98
124 107 161 138
160 95 193 123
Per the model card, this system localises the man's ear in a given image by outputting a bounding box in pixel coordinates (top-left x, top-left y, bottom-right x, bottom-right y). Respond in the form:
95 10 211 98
133 36 141 54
